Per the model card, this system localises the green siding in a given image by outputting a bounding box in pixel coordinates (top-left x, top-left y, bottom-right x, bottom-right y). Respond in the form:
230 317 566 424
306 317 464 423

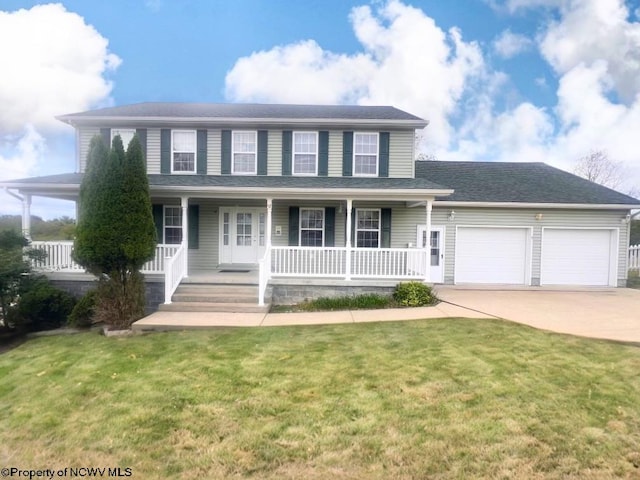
267 130 282 175
328 130 343 177
388 129 414 178
207 129 221 175
78 127 100 173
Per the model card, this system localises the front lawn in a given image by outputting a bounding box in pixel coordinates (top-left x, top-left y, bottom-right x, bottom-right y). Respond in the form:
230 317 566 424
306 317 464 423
1 320 640 479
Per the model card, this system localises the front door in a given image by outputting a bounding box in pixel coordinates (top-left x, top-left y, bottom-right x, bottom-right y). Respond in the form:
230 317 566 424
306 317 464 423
417 226 444 283
220 208 266 264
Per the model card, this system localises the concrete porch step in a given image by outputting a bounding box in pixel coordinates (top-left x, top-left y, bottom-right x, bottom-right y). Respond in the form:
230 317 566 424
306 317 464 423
172 292 258 303
158 301 270 313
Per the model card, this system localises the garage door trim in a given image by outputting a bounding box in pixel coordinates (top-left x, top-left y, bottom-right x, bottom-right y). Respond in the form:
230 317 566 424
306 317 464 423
540 227 619 287
454 225 533 285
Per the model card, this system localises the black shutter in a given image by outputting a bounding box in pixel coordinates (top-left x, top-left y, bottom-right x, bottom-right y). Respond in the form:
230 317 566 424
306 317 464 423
135 128 147 164
100 128 111 148
318 131 329 176
188 205 199 249
325 207 335 247
379 132 390 178
152 204 163 243
160 129 171 174
257 130 268 175
350 208 356 246
343 132 353 176
282 131 292 176
288 206 299 245
197 130 207 174
381 208 392 248
221 130 231 174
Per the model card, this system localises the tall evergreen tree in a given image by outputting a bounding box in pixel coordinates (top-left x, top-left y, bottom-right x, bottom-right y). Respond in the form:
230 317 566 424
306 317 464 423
73 134 157 328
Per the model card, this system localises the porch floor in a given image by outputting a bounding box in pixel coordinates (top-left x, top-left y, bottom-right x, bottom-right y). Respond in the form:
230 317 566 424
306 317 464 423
132 301 493 331
185 266 258 285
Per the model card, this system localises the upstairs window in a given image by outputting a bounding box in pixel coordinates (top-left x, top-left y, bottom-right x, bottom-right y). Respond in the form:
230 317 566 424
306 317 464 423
172 130 196 173
232 131 257 174
355 209 380 248
300 208 324 247
353 132 378 176
293 132 318 175
111 128 135 149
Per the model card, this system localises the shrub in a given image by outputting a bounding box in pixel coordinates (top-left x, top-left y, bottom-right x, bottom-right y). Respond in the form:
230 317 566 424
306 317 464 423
299 293 394 311
68 289 98 328
393 281 435 307
8 276 76 331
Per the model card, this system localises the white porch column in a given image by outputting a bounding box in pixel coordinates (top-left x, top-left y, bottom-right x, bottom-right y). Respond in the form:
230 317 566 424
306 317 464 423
181 196 189 278
22 194 32 240
345 198 353 280
424 199 432 283
266 198 273 249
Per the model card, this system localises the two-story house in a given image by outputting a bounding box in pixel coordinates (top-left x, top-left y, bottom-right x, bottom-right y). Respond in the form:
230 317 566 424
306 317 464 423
3 103 639 312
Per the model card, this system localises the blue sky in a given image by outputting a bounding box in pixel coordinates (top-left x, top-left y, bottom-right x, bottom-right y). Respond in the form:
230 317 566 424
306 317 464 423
1 0 639 218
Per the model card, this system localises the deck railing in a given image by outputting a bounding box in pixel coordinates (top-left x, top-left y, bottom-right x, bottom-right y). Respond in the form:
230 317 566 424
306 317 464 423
630 244 640 271
30 241 83 272
270 246 428 280
30 241 181 275
164 242 186 304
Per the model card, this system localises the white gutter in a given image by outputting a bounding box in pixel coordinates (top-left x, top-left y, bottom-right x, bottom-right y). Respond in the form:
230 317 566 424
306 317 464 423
432 200 640 210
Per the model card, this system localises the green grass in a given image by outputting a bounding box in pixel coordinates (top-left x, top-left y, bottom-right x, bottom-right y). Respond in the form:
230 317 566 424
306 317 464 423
2 320 640 479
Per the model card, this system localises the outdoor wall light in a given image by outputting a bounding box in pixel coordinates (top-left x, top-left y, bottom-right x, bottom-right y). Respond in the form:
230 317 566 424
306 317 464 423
448 210 455 221
622 213 631 224
535 213 543 221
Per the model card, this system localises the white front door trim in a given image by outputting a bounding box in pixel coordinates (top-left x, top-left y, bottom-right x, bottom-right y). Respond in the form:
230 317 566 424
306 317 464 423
219 207 267 264
417 225 445 283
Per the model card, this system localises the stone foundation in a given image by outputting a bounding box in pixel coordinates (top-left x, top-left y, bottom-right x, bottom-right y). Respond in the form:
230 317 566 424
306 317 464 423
270 280 399 305
46 273 165 313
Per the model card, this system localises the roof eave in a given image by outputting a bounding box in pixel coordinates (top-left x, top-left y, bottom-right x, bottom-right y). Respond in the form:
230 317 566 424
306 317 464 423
434 200 640 209
56 115 428 129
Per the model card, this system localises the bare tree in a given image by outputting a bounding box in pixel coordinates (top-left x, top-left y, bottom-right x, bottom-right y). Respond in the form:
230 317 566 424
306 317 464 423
414 131 438 161
573 150 624 189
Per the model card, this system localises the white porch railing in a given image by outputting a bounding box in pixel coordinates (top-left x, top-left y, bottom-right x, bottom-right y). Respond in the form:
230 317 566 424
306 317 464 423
30 241 82 272
164 242 187 304
30 242 181 275
270 246 428 280
258 246 271 307
630 244 640 271
272 247 347 277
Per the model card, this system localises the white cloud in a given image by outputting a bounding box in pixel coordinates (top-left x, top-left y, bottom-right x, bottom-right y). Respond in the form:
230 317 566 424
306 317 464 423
225 0 485 149
0 4 120 135
493 29 533 58
0 3 119 218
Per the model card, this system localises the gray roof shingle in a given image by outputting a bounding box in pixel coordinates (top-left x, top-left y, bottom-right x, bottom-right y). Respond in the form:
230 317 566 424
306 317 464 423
416 160 640 205
3 173 446 191
58 102 426 123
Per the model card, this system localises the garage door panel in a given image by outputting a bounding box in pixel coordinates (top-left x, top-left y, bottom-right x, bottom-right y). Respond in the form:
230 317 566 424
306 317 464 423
456 227 528 284
541 229 613 286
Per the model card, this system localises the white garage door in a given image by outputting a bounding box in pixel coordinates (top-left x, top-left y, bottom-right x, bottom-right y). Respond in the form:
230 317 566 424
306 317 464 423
456 227 529 284
541 229 615 286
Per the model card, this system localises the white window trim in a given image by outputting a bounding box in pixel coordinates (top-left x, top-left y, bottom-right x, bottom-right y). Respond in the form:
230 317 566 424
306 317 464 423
163 205 183 245
299 207 325 247
232 130 257 175
292 131 319 176
171 129 197 174
355 208 381 248
111 128 136 148
353 132 379 177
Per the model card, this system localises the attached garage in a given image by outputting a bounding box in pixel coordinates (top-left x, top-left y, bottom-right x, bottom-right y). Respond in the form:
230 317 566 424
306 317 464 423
540 228 618 286
455 227 531 285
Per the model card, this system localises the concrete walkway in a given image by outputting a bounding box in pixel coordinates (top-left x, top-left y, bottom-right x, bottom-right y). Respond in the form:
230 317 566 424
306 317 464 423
133 286 640 344
133 301 495 330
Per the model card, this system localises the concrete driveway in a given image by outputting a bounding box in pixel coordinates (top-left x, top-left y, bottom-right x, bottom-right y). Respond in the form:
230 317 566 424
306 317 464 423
435 286 640 343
